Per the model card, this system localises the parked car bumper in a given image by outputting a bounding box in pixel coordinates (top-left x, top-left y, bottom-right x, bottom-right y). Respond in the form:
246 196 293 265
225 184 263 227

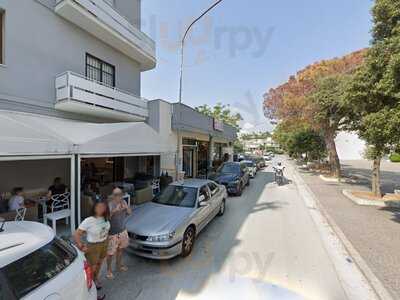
128 237 182 260
227 184 241 194
215 181 240 194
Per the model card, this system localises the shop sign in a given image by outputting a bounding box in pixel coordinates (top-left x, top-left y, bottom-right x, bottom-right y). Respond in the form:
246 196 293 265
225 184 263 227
213 119 224 132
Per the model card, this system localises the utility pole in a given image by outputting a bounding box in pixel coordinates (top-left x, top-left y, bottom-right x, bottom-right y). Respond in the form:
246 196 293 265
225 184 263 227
175 0 223 180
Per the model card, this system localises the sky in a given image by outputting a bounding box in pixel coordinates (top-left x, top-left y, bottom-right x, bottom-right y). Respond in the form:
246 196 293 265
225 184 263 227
140 0 373 133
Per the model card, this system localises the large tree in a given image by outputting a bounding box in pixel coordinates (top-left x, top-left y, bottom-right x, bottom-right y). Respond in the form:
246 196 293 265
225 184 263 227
264 50 365 178
307 74 350 178
343 0 400 196
273 121 326 161
196 102 243 130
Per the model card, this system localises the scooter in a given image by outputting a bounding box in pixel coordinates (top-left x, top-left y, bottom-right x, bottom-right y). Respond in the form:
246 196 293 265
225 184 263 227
273 167 285 186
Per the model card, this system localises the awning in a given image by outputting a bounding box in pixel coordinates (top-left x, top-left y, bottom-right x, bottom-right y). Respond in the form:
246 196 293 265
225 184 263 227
0 111 174 157
0 111 73 156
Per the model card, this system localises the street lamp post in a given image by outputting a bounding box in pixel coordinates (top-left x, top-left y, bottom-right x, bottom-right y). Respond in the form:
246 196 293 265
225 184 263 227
176 0 223 180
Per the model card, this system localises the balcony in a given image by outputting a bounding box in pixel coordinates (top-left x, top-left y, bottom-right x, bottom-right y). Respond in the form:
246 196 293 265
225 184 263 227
55 0 156 71
55 71 149 122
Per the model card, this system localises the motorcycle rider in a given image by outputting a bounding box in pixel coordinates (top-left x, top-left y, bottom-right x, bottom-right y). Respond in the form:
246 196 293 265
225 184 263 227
273 162 285 183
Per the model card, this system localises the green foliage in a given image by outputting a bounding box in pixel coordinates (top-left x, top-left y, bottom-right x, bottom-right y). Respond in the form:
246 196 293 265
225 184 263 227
358 108 400 156
372 0 400 42
390 153 400 162
363 145 383 160
343 0 400 159
342 0 400 194
264 146 278 152
273 122 326 161
308 74 349 130
195 103 243 130
233 140 245 153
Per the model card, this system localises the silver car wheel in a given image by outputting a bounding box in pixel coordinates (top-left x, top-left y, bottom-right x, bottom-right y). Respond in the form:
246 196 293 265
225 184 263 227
218 200 225 216
182 227 195 257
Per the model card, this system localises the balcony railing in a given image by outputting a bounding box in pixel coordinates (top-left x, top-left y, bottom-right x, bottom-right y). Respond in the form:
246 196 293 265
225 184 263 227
55 71 148 122
55 0 156 70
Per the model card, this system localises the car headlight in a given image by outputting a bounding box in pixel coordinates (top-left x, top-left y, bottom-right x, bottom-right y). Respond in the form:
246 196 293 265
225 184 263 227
146 231 176 242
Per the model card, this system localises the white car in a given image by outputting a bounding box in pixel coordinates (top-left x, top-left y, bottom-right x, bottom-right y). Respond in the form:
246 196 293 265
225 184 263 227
0 220 97 300
263 155 272 161
242 160 257 178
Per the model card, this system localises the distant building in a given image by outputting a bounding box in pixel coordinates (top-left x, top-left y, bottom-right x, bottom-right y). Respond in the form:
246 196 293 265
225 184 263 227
335 132 365 160
242 136 276 155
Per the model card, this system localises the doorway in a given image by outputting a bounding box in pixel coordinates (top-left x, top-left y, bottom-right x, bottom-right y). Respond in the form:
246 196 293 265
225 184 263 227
183 147 195 178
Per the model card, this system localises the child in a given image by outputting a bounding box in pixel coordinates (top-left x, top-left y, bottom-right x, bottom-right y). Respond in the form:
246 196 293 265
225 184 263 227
8 187 25 211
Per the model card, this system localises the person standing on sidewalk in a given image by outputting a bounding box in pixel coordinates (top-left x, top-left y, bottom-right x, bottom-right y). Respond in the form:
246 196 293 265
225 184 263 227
74 200 110 300
106 187 132 279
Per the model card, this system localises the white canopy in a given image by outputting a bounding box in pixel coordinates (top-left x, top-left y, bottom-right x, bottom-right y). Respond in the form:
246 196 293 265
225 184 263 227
0 111 174 157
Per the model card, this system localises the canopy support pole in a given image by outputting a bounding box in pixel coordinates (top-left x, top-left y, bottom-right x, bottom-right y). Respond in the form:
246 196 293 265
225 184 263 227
70 155 76 232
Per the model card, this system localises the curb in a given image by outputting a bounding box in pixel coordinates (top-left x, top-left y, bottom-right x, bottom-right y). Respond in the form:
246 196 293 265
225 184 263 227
291 163 394 300
319 174 358 184
320 174 341 183
343 189 400 208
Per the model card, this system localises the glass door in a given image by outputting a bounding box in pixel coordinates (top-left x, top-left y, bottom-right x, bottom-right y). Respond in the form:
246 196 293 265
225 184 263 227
183 147 195 178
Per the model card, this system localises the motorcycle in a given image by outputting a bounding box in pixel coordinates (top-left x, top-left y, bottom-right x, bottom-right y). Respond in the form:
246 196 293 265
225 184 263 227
273 167 285 186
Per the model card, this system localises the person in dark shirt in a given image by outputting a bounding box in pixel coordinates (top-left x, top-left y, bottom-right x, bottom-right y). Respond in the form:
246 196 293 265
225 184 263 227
47 177 67 199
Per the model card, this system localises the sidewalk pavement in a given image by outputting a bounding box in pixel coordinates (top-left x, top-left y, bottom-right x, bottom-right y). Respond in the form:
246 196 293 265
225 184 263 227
297 160 400 299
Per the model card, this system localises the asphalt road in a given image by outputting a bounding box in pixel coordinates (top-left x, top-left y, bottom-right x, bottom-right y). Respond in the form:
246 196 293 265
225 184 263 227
101 160 371 300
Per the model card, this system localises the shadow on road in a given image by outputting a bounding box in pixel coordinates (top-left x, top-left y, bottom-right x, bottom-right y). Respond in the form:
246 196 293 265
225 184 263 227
343 167 400 194
379 207 400 224
103 171 277 300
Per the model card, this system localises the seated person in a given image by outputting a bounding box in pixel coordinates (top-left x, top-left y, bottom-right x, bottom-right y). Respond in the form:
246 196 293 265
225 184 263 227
8 187 25 211
47 177 67 199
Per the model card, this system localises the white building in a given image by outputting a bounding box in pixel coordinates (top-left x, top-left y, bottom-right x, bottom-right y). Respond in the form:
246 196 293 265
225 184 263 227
0 0 177 234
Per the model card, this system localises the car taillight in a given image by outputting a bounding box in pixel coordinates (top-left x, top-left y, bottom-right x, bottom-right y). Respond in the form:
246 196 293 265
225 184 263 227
84 260 93 290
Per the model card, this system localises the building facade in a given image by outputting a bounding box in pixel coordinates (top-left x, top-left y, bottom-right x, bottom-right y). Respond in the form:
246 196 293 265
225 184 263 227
0 0 154 122
0 0 167 233
0 1 238 234
148 101 237 179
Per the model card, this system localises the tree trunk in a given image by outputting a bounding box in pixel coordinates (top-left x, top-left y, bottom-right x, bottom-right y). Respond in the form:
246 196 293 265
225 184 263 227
325 130 341 179
372 157 382 197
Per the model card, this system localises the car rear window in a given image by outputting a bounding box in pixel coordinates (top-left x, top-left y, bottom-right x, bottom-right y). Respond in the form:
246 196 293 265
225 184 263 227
219 163 240 174
0 237 77 299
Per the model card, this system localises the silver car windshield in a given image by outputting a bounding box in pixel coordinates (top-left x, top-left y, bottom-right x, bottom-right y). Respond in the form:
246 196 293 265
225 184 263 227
153 185 198 208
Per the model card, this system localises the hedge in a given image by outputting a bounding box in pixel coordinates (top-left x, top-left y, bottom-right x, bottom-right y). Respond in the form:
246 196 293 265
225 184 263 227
390 153 400 163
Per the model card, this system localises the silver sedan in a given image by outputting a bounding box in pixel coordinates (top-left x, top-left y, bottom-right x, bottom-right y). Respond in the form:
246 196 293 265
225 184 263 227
125 179 227 260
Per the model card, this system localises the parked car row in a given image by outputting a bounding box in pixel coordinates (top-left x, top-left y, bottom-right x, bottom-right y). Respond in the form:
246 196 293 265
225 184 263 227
0 161 265 300
126 161 266 260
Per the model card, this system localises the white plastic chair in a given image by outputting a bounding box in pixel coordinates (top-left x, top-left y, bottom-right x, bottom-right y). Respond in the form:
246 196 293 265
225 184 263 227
152 179 161 196
44 192 71 234
15 207 26 221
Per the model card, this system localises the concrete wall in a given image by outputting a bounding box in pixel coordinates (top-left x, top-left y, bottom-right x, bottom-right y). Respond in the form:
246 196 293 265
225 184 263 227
172 103 237 141
335 132 366 160
115 0 141 29
0 0 141 121
0 159 70 193
147 99 176 176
